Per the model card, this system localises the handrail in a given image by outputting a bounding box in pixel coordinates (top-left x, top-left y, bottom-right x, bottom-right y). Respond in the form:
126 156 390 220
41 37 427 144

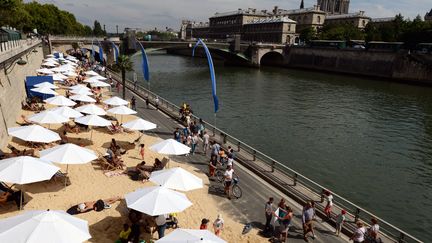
107 69 423 243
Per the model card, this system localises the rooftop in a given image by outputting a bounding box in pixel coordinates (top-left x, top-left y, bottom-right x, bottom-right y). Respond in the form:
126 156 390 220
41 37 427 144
245 16 296 25
371 17 395 23
325 11 370 20
212 8 271 18
276 6 324 15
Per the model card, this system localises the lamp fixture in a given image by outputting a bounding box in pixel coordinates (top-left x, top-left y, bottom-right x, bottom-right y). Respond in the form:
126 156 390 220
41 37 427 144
17 58 27 65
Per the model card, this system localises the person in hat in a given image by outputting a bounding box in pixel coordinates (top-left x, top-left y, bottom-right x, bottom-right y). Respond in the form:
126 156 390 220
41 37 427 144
335 210 347 236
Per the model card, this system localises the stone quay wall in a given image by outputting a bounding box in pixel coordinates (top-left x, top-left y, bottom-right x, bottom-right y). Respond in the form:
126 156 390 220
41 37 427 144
0 39 43 148
284 47 432 84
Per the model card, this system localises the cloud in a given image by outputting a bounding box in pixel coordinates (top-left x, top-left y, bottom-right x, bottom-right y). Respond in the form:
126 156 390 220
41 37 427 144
25 0 428 32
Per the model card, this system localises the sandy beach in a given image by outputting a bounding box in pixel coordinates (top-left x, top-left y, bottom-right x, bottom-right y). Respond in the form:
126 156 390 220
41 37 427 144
0 87 265 243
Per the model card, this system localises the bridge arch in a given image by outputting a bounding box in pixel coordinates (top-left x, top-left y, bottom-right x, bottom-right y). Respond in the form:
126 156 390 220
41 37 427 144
260 51 284 66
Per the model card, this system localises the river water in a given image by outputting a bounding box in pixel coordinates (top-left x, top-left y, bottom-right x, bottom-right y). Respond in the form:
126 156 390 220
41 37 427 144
127 52 432 241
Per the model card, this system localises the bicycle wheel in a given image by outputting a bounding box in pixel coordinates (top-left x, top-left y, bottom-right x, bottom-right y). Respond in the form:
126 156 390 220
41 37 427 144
216 170 224 183
232 185 242 199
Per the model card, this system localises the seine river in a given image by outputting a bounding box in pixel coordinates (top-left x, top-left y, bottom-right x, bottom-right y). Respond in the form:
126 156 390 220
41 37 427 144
128 52 432 241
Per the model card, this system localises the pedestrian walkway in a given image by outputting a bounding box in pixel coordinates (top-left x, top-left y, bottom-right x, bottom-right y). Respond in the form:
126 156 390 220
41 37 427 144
112 86 351 243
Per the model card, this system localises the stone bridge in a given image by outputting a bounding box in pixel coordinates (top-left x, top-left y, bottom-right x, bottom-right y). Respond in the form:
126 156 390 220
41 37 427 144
48 36 287 66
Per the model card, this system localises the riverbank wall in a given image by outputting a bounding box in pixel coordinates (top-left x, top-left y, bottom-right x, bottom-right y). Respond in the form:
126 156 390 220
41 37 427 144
0 39 43 148
284 47 432 84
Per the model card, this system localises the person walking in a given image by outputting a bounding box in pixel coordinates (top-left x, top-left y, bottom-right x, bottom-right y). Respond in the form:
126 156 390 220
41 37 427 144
324 190 333 220
145 96 150 109
202 131 210 154
155 214 167 239
223 165 236 200
155 96 159 110
191 133 198 155
133 72 138 90
174 128 181 142
139 144 145 160
367 218 380 243
335 210 346 236
350 221 367 243
209 154 218 177
302 201 316 242
277 206 293 242
131 96 136 111
264 197 274 233
213 214 224 236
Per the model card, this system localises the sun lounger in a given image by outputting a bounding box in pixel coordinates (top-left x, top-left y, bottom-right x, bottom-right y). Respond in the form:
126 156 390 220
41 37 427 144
96 151 119 172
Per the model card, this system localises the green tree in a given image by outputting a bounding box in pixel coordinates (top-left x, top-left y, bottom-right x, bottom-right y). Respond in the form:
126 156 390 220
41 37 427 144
93 20 105 36
320 23 364 41
299 27 316 43
115 55 134 99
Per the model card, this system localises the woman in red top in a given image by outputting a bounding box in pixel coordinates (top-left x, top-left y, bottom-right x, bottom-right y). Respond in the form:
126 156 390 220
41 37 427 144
200 218 209 229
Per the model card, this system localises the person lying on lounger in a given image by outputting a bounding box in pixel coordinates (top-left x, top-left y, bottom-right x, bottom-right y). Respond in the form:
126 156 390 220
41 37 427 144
66 196 121 215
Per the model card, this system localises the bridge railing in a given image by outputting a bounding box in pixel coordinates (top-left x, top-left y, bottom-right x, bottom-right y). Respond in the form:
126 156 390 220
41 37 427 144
107 69 424 243
49 35 120 42
0 38 41 64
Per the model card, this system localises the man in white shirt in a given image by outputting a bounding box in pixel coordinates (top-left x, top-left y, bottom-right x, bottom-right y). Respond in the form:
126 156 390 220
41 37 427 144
202 131 210 154
155 214 167 239
224 165 236 200
264 197 274 233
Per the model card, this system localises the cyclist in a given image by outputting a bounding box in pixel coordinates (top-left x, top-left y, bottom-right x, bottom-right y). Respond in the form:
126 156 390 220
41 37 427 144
223 165 237 200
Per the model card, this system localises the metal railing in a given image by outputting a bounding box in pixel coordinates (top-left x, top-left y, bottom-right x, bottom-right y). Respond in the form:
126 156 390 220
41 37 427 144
108 69 423 243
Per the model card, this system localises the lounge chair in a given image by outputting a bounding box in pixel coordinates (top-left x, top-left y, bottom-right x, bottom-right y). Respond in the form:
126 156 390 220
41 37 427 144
96 151 118 172
0 182 23 209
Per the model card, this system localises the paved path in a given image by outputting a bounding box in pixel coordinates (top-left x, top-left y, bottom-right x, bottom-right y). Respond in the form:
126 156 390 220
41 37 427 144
112 86 350 243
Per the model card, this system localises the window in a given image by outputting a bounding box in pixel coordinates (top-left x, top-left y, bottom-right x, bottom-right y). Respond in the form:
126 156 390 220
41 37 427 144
317 16 321 24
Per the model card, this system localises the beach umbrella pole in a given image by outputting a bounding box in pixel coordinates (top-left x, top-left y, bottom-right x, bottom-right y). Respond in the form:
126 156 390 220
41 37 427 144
20 189 23 210
64 164 69 188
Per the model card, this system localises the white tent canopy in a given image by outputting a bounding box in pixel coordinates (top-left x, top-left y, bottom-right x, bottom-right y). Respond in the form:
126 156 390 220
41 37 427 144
70 89 93 96
125 186 193 216
156 229 226 243
122 118 156 131
8 125 61 143
41 62 57 67
150 139 191 155
103 96 129 106
30 87 58 95
75 115 111 127
47 106 83 118
107 105 137 115
69 84 91 91
27 111 69 124
34 82 59 89
36 68 54 74
150 167 203 192
69 94 96 103
90 80 110 87
93 75 107 81
75 104 107 116
44 95 77 107
84 70 99 76
0 210 92 243
40 143 97 165
52 73 68 81
0 156 60 184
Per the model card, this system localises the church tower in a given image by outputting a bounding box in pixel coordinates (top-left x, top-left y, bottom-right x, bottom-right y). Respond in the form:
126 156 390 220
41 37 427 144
317 0 350 14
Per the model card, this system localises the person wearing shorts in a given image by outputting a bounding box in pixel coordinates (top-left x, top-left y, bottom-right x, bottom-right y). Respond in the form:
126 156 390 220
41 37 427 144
302 201 316 242
224 165 235 199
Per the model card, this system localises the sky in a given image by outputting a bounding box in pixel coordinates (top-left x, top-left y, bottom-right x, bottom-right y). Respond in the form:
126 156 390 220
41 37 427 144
27 0 431 32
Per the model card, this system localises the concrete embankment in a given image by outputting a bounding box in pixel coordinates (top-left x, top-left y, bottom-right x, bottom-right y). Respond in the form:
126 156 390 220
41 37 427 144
0 40 43 148
284 47 432 84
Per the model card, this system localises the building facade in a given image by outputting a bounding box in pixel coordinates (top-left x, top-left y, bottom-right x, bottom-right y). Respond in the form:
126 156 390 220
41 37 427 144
208 8 271 39
324 11 371 29
243 17 297 44
317 0 350 15
274 5 326 32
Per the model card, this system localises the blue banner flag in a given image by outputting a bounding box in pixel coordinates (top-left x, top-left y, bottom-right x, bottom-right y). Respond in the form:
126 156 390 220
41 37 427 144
98 41 104 63
136 40 150 81
192 39 219 113
109 41 119 63
91 39 95 61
